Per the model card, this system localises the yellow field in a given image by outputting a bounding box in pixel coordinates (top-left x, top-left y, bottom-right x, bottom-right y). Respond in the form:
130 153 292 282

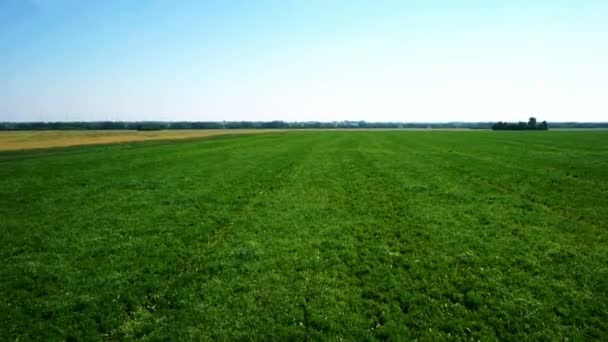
0 130 283 151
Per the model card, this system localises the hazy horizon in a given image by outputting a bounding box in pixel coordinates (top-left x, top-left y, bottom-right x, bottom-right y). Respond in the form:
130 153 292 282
3 119 606 124
2 1 607 123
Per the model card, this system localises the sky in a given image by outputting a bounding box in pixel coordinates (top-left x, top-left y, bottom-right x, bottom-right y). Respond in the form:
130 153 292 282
1 0 607 122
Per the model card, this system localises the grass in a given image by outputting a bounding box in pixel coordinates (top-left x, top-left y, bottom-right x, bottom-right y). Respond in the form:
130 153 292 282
1 131 607 340
0 129 283 151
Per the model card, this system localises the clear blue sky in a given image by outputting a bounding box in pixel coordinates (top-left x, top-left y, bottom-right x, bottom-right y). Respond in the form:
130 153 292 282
1 0 607 122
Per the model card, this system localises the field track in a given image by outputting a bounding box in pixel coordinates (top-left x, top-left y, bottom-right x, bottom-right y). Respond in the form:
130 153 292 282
1 131 607 340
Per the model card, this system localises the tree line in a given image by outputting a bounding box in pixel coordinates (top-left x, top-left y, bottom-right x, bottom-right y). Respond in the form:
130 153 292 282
492 117 548 131
0 121 493 130
0 119 606 131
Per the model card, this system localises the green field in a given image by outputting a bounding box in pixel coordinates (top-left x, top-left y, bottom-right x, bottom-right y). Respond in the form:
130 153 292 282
1 131 607 340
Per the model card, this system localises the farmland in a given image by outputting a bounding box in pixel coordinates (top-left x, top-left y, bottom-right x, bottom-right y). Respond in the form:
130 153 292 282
0 129 283 151
1 131 607 340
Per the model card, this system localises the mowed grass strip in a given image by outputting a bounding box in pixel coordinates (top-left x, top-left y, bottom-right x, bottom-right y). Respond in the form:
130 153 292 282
0 129 285 151
1 131 607 340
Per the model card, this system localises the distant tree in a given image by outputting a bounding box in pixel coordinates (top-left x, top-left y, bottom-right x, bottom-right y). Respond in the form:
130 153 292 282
518 121 527 130
492 121 506 130
262 121 288 129
491 118 549 131
134 122 164 131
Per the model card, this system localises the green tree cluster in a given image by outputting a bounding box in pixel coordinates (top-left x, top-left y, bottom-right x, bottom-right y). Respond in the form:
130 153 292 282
492 118 549 130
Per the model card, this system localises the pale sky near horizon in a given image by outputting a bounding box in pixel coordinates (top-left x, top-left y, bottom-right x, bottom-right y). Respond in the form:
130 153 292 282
1 0 607 122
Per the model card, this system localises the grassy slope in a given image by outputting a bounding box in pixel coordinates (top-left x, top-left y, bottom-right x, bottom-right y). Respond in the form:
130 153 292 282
1 131 607 340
